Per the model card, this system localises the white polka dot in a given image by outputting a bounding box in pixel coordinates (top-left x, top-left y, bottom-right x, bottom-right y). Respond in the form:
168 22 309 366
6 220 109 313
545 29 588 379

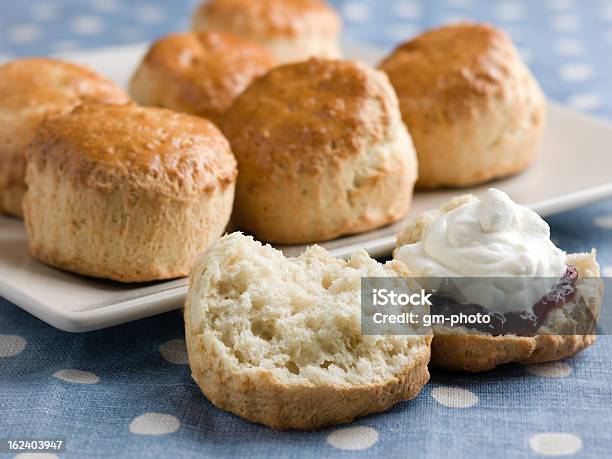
603 266 612 277
70 16 105 36
130 413 180 435
431 386 479 408
159 339 189 365
327 426 379 451
551 14 581 31
0 335 26 357
386 23 420 42
567 93 602 111
494 3 525 21
7 24 42 44
31 3 59 21
53 369 100 384
593 215 612 229
529 432 583 456
559 64 593 83
14 453 60 459
526 362 572 378
391 1 421 19
135 5 164 24
342 2 369 23
554 39 584 56
545 0 574 11
91 0 120 13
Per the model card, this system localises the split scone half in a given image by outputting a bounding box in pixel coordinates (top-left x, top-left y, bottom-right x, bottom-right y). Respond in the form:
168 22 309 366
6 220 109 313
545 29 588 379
394 190 603 372
185 232 431 430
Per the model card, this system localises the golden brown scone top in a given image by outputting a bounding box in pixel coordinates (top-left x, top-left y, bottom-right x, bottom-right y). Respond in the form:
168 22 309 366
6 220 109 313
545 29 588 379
379 22 526 120
222 58 397 179
195 0 341 38
28 104 237 196
137 31 275 119
0 58 128 112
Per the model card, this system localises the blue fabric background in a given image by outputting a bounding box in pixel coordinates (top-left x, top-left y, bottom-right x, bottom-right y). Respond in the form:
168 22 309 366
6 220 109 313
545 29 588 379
1 1 611 458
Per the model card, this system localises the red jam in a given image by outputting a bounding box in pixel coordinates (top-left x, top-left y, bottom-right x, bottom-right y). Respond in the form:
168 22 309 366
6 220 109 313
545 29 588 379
429 266 579 336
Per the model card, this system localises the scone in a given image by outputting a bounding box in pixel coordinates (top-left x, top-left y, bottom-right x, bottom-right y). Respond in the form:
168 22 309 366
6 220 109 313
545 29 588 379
222 58 419 244
379 23 546 188
193 0 341 64
129 31 275 124
184 232 431 430
0 58 128 217
394 189 603 372
23 104 237 283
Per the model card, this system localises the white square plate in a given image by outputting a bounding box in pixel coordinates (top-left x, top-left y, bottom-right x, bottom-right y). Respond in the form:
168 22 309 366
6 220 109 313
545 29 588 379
1 42 611 332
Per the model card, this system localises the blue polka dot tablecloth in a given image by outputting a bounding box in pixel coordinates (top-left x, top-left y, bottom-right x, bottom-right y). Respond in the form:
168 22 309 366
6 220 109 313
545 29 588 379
1 0 612 458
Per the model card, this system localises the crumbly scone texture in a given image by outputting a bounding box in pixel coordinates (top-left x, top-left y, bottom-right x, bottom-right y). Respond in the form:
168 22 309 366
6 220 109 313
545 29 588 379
222 58 418 244
184 233 431 430
193 0 341 63
395 196 602 372
129 31 275 124
23 104 237 282
379 22 546 188
0 58 129 217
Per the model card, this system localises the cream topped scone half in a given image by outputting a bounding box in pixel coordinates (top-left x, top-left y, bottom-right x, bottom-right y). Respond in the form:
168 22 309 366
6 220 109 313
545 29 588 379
394 189 603 372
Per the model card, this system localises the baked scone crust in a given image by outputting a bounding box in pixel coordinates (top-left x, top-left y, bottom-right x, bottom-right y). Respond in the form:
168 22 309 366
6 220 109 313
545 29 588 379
186 332 431 430
193 0 341 63
0 58 129 217
194 0 340 38
186 330 431 430
23 104 237 282
222 58 418 244
430 334 596 373
395 196 602 372
129 31 275 124
379 23 546 188
185 233 432 430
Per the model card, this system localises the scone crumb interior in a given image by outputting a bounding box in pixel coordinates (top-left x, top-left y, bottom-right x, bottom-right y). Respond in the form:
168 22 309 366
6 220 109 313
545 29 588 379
188 232 424 386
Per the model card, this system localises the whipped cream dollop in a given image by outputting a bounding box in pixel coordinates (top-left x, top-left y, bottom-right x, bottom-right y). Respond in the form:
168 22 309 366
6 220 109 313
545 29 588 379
395 189 568 314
